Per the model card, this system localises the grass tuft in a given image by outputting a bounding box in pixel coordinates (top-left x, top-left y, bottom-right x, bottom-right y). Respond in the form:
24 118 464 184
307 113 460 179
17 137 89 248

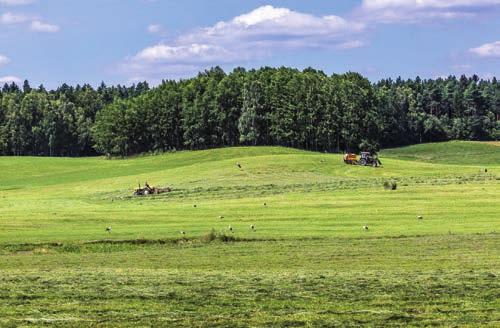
202 229 238 243
383 180 398 190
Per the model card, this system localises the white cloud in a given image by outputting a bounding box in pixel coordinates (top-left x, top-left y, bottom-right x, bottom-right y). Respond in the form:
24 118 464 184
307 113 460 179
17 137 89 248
30 20 59 32
470 41 500 58
363 0 500 10
147 24 166 34
337 40 366 50
0 54 10 66
178 5 363 46
0 0 35 5
147 24 160 33
1 12 59 33
452 64 472 71
0 12 29 24
359 0 500 22
134 43 237 63
0 75 21 84
126 5 364 79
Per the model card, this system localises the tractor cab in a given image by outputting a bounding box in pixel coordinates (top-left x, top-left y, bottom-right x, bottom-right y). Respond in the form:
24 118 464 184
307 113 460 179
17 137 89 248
359 152 381 167
359 152 371 165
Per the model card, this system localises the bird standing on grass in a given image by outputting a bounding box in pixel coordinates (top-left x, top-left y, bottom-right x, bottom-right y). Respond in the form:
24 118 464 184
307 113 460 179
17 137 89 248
236 162 242 169
417 215 423 220
228 225 233 232
180 230 186 235
250 224 255 231
106 226 112 233
363 225 369 231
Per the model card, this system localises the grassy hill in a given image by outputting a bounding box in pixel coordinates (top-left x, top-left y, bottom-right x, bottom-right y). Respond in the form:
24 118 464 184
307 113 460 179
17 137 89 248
381 140 500 165
0 141 499 326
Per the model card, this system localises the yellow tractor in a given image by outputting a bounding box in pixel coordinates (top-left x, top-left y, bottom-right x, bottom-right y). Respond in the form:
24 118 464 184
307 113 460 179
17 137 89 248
344 152 382 167
343 153 358 165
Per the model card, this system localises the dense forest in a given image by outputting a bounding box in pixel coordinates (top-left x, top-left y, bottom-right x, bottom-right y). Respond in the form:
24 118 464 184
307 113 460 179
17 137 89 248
0 67 498 157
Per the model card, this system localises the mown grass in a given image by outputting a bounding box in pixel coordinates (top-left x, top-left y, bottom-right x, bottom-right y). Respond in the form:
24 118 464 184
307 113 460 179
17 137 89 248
1 269 498 327
1 233 499 326
0 141 499 326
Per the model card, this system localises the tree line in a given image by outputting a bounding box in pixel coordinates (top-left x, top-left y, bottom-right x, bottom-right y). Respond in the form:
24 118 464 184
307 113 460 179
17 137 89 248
0 81 149 156
0 67 498 157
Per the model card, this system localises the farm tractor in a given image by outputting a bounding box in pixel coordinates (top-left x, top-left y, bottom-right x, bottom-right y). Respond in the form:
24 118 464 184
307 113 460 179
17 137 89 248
134 182 172 196
343 152 382 167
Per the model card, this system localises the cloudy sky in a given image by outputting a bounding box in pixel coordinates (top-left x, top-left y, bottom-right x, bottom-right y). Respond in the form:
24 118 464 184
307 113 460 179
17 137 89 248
1 0 499 88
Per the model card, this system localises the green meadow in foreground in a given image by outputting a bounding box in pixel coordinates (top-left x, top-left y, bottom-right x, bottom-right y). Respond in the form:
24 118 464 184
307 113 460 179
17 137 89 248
0 141 499 327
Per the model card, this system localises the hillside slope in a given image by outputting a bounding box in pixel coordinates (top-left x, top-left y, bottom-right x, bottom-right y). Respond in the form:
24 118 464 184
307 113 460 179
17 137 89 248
2 142 498 192
381 141 500 165
0 141 498 243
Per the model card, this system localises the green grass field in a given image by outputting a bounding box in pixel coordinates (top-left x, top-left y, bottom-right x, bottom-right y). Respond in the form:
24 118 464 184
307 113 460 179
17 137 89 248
1 141 499 327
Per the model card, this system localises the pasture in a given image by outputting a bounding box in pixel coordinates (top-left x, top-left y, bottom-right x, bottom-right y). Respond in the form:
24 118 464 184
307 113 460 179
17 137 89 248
0 141 499 327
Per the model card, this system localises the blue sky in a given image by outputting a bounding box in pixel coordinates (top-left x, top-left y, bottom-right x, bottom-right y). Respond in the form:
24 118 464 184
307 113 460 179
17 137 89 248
1 0 500 88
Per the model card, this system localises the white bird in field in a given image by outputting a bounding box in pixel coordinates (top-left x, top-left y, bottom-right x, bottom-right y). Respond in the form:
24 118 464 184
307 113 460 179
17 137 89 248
219 215 224 219
180 230 186 235
250 224 255 231
417 215 423 220
228 225 233 232
105 226 112 233
363 225 369 231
